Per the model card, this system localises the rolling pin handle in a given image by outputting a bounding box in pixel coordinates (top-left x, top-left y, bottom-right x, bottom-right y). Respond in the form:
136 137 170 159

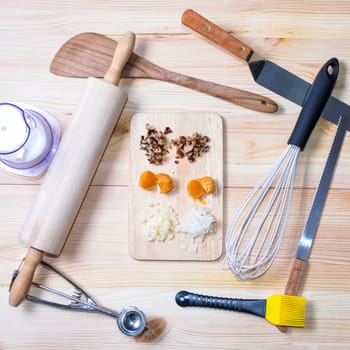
104 31 135 85
8 247 44 306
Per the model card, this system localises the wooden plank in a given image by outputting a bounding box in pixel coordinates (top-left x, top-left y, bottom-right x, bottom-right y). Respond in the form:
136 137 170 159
1 1 350 348
128 112 223 260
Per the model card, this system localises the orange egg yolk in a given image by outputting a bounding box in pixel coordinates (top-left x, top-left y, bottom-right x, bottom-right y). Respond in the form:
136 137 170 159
156 173 174 194
186 179 205 199
199 176 216 195
139 170 157 190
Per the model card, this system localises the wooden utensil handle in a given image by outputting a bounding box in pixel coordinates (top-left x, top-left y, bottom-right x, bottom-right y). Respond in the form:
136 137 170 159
8 248 44 306
284 257 308 294
279 257 308 332
163 68 277 113
182 9 253 61
129 54 277 113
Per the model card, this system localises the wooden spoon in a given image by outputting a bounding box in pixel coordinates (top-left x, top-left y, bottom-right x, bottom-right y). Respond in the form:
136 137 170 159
50 32 278 113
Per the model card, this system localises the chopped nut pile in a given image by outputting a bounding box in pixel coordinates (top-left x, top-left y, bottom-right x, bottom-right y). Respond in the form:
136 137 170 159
171 132 210 163
139 124 210 164
139 124 172 165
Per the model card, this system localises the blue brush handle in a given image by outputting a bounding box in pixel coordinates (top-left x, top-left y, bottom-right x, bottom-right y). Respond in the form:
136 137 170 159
288 57 339 150
175 290 266 318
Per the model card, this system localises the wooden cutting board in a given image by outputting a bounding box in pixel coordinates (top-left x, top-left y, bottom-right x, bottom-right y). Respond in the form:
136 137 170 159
128 111 223 260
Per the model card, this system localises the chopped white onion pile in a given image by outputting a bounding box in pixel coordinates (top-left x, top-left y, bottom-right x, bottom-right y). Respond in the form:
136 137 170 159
176 205 216 240
142 203 179 242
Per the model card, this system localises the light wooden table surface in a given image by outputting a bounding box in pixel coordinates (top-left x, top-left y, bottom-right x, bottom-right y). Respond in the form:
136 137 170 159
1 1 350 349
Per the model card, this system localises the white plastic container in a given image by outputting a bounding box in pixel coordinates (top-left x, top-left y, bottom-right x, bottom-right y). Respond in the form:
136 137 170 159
0 102 60 178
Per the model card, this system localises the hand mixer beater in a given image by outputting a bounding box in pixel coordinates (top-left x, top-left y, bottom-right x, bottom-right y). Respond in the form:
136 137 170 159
225 58 339 280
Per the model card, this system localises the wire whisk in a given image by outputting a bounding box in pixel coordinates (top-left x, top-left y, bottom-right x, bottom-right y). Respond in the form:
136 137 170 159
224 58 339 280
225 145 299 280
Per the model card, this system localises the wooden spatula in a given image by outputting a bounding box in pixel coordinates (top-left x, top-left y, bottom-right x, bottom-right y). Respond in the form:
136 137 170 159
50 32 278 113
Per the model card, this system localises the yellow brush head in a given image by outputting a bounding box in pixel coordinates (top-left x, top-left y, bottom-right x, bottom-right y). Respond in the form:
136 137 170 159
265 294 306 327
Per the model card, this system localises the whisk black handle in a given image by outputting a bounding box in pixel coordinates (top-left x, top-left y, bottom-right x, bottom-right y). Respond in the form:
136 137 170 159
288 57 339 151
175 290 266 318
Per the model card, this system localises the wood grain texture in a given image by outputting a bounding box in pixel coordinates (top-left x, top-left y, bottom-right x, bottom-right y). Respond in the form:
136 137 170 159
1 1 350 349
129 112 223 260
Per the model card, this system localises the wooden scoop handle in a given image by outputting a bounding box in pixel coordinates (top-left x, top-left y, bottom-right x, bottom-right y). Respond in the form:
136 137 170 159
182 9 253 61
9 248 44 306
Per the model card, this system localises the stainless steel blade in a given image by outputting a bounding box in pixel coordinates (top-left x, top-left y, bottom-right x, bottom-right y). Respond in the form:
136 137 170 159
249 59 310 106
295 116 347 261
249 59 350 130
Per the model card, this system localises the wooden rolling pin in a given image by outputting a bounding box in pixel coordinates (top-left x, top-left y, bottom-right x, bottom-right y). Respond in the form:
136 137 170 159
9 32 136 306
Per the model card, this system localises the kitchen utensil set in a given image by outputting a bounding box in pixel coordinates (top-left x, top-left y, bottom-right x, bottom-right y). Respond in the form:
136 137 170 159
8 8 349 339
181 8 348 331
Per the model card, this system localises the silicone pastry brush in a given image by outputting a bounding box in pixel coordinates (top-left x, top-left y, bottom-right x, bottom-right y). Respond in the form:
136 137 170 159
176 290 306 327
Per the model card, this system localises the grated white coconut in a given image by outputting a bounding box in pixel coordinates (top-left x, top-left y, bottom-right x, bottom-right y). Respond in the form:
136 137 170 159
176 205 216 242
142 203 179 242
